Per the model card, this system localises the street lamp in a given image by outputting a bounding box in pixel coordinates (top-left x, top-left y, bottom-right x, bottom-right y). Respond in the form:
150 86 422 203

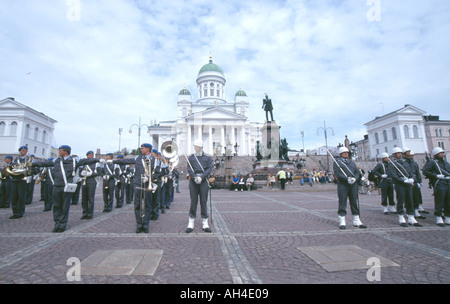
300 131 305 153
350 141 357 161
316 121 335 171
129 117 151 155
118 128 123 153
234 142 239 157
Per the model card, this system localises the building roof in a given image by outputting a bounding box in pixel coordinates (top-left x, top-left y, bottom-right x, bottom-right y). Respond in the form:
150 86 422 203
198 57 224 75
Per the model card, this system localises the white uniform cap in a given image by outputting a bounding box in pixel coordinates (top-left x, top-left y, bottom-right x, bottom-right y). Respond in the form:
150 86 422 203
338 147 349 154
392 147 403 154
193 139 203 147
403 147 411 153
381 152 389 158
432 147 444 156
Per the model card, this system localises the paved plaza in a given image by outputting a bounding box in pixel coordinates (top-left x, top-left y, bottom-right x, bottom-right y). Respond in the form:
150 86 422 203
1 179 449 286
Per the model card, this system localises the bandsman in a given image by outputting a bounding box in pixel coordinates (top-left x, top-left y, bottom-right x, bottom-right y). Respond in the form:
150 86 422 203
422 147 450 227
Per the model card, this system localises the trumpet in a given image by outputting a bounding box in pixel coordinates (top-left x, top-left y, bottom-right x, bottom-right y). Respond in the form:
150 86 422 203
81 165 90 186
35 168 47 184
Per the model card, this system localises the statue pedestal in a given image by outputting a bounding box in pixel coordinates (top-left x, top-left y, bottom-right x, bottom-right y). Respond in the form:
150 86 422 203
259 121 281 161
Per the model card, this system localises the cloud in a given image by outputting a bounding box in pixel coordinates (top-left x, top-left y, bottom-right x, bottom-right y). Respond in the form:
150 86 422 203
0 0 449 156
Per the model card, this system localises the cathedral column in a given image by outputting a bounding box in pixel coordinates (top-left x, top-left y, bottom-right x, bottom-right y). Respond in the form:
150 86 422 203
209 125 213 155
197 125 202 142
231 126 236 154
221 125 225 153
187 124 192 154
241 127 246 156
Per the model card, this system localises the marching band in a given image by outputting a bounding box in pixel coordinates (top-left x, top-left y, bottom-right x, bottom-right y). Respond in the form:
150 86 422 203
0 142 449 233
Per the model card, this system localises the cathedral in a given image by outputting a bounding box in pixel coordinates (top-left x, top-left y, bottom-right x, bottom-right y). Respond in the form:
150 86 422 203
148 56 263 156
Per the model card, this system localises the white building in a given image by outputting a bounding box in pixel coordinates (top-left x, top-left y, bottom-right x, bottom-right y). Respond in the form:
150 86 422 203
364 104 429 159
149 56 263 156
0 97 57 158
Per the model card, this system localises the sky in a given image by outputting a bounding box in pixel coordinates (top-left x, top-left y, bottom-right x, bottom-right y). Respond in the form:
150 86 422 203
1 0 449 157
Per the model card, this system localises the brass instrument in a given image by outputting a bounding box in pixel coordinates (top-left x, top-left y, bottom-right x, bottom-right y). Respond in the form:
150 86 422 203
81 165 90 186
6 155 33 181
1 166 11 180
35 168 47 184
162 141 179 183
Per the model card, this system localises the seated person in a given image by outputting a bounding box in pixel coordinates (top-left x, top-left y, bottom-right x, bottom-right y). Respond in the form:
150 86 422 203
267 174 276 189
246 174 255 191
238 175 245 191
300 169 313 186
231 174 239 191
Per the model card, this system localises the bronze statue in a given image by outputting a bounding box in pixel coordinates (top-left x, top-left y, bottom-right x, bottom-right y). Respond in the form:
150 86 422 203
262 94 274 122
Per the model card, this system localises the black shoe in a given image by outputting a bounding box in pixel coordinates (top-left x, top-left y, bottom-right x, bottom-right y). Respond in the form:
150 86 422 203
136 228 142 234
410 223 422 227
400 223 408 227
437 223 445 227
415 215 426 220
80 215 87 220
9 215 18 219
339 225 346 230
142 228 149 233
203 227 212 233
186 228 194 233
166 206 170 209
354 224 367 229
43 208 51 212
420 210 430 214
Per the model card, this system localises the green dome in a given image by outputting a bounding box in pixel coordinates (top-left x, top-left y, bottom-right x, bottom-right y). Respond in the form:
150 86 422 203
235 89 247 97
179 88 191 95
199 59 224 75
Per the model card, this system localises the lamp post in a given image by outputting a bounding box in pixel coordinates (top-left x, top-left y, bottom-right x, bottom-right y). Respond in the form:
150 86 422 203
300 131 305 153
316 121 335 171
129 117 150 155
234 142 239 157
118 128 123 153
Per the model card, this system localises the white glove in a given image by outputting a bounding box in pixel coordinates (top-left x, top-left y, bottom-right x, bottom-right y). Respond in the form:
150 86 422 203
408 178 414 184
99 159 106 164
437 174 445 179
141 176 149 183
195 176 202 184
81 171 87 177
382 174 388 178
403 178 413 184
106 160 113 164
86 171 92 177
446 176 450 180
347 177 356 185
417 183 421 188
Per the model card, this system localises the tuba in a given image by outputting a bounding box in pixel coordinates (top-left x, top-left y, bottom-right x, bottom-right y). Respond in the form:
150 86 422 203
162 141 179 179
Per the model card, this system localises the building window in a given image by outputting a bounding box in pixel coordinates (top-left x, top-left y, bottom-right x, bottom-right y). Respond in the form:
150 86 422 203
438 141 446 150
42 131 47 143
392 127 397 140
34 127 39 141
25 124 30 138
376 148 380 156
217 90 220 97
0 122 5 136
383 130 388 142
42 148 45 155
10 122 17 136
182 107 187 117
412 125 419 138
210 89 214 96
375 133 379 144
204 89 207 97
404 125 410 139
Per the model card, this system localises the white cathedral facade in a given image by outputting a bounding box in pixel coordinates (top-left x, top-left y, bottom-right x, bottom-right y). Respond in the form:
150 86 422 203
149 56 263 156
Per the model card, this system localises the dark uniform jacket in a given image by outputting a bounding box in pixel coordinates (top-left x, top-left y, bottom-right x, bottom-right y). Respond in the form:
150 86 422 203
388 158 415 184
187 153 213 181
33 157 98 187
333 157 360 184
422 158 450 186
372 161 392 183
113 155 161 187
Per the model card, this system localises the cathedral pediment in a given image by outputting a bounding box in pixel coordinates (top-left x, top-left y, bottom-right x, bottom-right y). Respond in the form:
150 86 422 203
0 98 27 109
186 107 246 121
